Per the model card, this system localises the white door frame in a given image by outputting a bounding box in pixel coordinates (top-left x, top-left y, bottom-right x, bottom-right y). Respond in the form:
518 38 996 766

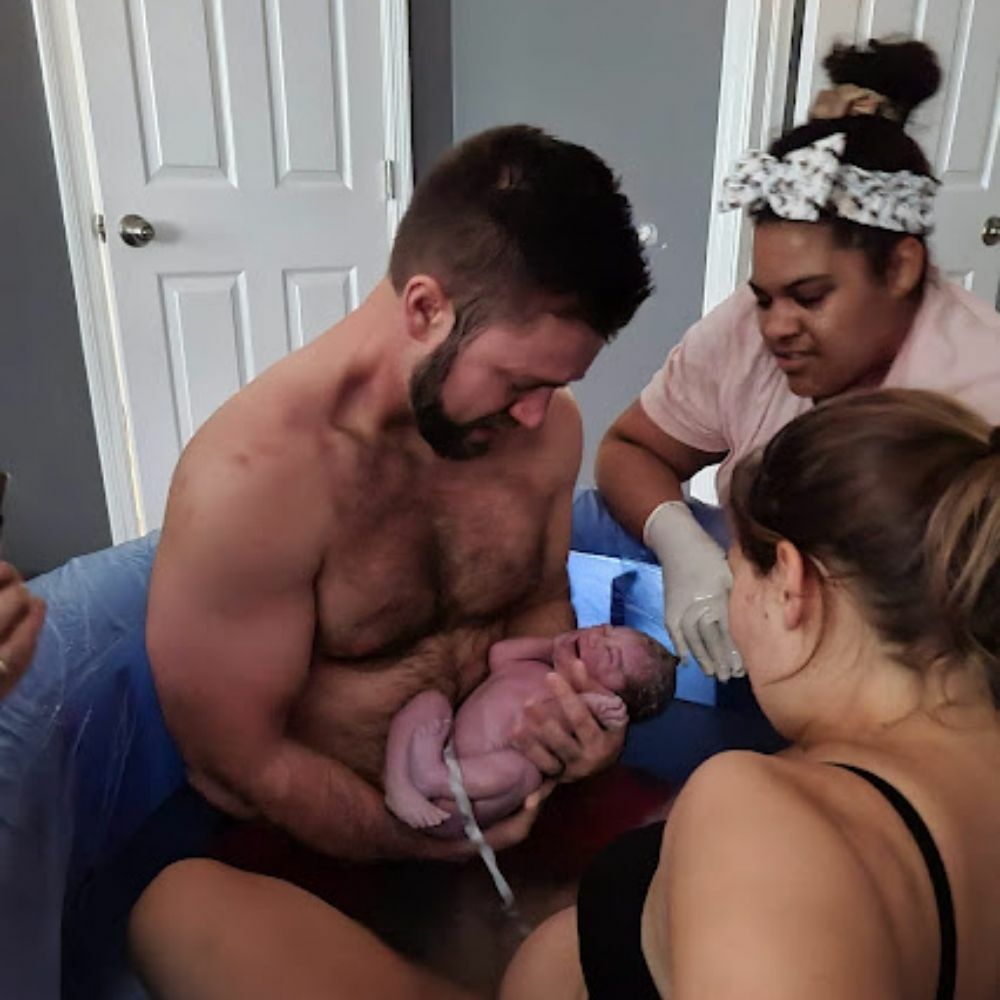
692 0 800 504
30 0 414 543
703 0 802 315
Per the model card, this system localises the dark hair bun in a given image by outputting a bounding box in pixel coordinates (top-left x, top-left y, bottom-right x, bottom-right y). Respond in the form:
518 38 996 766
824 38 942 123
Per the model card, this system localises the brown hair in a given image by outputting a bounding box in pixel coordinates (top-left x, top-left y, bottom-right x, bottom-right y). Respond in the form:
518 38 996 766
730 389 1000 699
389 125 652 341
621 633 677 722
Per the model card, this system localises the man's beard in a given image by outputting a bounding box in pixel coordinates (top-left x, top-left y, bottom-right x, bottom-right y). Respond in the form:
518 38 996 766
409 333 516 461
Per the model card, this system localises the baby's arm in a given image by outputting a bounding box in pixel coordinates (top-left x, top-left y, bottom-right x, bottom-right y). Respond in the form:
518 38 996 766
383 690 454 829
487 636 556 674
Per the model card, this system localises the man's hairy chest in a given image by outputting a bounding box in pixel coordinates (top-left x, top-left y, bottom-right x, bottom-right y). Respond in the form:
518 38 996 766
313 459 550 662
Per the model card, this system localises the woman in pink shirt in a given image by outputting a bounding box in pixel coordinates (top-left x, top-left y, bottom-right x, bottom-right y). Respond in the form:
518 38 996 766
597 38 1000 681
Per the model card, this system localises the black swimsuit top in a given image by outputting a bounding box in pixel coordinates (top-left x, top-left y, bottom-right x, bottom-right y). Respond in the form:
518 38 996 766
577 763 956 1000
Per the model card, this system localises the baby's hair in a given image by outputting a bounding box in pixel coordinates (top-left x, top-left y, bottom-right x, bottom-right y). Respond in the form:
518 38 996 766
621 632 677 722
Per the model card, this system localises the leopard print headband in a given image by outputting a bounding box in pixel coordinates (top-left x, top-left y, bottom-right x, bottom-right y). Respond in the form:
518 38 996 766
720 132 939 235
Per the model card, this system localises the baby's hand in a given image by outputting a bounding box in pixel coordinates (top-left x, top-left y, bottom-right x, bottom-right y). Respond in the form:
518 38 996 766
581 691 629 731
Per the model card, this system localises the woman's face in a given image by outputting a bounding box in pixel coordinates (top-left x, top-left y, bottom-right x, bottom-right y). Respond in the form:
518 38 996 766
750 221 914 400
727 544 771 679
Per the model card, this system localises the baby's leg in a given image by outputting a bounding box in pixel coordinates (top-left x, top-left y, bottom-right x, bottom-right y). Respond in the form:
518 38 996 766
463 750 544 828
383 690 453 829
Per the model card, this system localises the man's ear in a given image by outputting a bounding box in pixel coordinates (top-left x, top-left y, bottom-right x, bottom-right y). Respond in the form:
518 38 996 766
886 235 925 300
774 540 809 631
401 275 454 345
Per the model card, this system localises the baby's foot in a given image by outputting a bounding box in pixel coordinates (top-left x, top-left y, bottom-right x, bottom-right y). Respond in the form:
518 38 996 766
386 790 450 830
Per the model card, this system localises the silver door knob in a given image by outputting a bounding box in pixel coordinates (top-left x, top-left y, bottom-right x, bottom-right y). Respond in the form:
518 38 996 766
983 216 1000 247
119 214 156 248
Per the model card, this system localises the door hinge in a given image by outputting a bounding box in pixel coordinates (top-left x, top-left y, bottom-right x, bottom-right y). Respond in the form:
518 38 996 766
94 213 107 243
383 159 398 201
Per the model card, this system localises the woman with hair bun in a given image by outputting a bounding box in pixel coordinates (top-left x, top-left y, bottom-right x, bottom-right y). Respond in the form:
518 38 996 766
504 387 1000 999
597 38 1000 682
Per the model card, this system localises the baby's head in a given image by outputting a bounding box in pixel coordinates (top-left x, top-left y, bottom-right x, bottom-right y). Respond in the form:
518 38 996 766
570 625 677 721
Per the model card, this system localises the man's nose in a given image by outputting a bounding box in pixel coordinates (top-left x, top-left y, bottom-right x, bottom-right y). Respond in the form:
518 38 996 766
508 387 555 429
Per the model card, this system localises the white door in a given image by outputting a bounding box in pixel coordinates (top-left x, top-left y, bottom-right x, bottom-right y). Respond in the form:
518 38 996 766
795 0 1000 306
69 0 407 529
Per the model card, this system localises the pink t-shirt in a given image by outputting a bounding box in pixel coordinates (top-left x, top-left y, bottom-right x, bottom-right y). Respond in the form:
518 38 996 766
640 274 1000 504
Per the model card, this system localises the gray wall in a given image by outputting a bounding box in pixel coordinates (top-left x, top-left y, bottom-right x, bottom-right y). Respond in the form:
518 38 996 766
409 0 454 180
451 0 727 484
0 3 111 576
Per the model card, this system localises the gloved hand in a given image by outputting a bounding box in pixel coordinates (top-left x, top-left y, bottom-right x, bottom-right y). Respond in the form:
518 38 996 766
643 501 743 681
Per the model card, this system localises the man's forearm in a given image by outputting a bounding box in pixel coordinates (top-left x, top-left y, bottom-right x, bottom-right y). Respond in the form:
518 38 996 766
249 739 448 861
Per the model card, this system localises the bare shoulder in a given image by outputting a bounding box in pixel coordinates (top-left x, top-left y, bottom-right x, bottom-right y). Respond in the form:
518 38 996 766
659 751 902 998
530 388 583 486
156 387 336 591
667 751 879 877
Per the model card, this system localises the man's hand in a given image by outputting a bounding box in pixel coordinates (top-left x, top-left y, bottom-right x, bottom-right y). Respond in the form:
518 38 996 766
0 561 45 701
510 658 625 782
392 780 557 861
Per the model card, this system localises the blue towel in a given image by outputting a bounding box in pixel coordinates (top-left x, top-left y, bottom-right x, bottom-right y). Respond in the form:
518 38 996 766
0 533 186 998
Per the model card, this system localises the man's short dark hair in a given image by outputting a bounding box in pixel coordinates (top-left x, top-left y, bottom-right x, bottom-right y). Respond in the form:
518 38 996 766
390 125 652 341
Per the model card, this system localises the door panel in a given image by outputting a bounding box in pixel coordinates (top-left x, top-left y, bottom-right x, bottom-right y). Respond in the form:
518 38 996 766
73 0 395 526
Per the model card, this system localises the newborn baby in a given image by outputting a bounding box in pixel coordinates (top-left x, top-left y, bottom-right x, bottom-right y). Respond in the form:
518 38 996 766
383 625 677 836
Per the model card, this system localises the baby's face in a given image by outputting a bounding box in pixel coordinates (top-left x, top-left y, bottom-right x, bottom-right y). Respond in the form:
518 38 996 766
570 625 654 690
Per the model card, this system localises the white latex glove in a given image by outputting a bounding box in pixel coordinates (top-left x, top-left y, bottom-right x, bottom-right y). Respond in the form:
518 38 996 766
643 501 743 681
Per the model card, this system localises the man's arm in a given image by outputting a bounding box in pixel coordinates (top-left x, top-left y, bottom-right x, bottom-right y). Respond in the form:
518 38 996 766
148 438 470 861
595 400 724 539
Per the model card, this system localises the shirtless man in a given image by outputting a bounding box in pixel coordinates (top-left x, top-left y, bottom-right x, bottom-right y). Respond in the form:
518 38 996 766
146 125 652 862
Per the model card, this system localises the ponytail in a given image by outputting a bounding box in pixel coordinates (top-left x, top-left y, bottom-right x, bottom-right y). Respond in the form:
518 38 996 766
730 390 1000 700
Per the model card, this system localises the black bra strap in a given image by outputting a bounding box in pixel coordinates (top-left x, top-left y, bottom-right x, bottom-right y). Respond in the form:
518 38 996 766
833 763 956 1000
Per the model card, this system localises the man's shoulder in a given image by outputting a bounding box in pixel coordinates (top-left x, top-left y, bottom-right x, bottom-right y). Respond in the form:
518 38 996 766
161 386 338 566
497 388 582 488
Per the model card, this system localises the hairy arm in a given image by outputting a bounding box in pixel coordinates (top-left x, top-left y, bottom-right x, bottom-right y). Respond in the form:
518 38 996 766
648 752 901 999
148 435 474 861
596 401 725 539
